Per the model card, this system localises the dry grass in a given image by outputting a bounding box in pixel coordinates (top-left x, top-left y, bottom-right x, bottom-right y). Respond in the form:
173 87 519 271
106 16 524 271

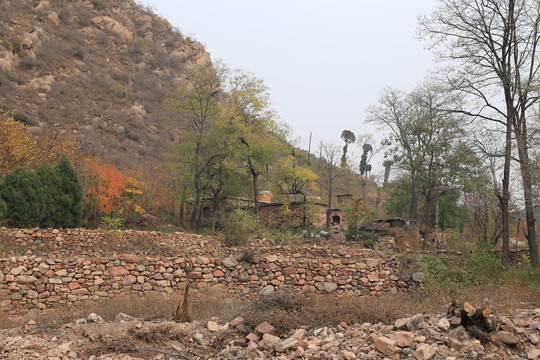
241 285 539 336
31 288 247 331
3 281 537 335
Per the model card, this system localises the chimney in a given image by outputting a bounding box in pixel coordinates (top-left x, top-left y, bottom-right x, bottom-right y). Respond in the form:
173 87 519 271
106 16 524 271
258 190 272 202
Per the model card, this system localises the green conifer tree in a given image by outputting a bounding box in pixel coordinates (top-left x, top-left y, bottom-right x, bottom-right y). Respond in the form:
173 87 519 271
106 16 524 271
54 155 82 228
0 167 45 227
0 197 6 222
36 164 62 228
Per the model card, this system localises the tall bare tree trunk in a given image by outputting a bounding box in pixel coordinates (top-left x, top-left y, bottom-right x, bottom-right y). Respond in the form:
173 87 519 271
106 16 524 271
501 97 513 268
410 174 418 222
516 133 539 268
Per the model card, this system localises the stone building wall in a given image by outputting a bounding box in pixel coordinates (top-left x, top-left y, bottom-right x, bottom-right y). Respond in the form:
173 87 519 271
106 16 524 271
258 203 327 230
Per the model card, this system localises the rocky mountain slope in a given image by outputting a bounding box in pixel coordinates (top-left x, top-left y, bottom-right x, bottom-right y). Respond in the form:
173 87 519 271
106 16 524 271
0 0 210 168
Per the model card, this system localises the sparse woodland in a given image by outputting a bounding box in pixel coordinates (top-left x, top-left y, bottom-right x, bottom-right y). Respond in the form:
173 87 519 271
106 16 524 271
0 0 540 270
2 1 540 359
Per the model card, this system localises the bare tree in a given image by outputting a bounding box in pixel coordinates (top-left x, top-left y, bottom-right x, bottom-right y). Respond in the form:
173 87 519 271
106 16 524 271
421 0 540 268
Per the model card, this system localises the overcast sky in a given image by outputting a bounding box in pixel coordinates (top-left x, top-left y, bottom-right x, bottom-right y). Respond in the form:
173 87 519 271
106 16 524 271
137 0 438 176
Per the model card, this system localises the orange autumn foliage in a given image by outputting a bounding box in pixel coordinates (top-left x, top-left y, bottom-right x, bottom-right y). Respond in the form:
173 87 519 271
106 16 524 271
88 161 126 214
85 157 144 216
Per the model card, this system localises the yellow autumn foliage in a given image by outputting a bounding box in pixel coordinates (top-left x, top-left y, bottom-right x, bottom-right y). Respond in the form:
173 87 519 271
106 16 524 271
0 109 78 178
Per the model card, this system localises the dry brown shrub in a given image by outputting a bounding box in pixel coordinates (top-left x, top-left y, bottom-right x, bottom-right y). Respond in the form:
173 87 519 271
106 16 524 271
191 287 248 321
241 286 538 336
392 226 422 251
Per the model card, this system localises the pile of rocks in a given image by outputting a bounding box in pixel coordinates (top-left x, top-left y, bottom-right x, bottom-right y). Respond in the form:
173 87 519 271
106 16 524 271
1 307 539 359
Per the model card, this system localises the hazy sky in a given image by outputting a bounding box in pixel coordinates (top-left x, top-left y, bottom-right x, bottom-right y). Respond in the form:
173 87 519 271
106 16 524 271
137 0 438 175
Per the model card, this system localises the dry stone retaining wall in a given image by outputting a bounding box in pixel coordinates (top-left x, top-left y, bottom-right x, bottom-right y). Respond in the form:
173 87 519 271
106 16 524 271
0 228 417 315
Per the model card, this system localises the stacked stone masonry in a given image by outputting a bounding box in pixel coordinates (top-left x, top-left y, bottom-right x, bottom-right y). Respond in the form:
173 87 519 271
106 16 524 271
0 228 412 315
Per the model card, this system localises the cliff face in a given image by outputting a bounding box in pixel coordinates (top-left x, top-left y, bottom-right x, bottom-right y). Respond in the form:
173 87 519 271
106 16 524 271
0 0 211 168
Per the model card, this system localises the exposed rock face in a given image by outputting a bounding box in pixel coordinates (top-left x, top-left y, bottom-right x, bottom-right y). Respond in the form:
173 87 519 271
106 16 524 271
0 0 212 168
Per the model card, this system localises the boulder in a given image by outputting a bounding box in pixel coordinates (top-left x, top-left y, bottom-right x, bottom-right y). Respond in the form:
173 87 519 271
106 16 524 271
393 331 414 347
495 331 519 345
222 257 238 269
275 337 297 352
259 285 274 296
374 336 396 356
255 322 277 336
412 272 425 282
414 343 435 360
259 333 280 351
118 254 141 263
314 282 338 293
406 313 424 331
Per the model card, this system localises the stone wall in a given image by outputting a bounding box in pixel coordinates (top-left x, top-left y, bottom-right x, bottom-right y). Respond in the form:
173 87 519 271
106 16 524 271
258 203 327 230
0 228 415 315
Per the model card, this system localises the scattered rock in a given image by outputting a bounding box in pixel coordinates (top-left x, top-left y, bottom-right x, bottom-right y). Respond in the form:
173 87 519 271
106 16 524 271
193 333 204 345
412 272 425 282
374 336 396 356
207 321 219 331
393 331 414 347
495 331 519 345
406 313 424 331
87 313 104 323
115 313 138 323
438 317 451 331
255 322 276 336
414 343 436 360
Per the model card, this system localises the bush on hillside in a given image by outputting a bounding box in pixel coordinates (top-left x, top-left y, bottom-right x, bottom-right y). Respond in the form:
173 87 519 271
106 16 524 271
223 209 257 246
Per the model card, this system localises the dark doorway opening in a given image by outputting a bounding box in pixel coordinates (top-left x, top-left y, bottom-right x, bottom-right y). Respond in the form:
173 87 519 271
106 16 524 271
203 206 212 219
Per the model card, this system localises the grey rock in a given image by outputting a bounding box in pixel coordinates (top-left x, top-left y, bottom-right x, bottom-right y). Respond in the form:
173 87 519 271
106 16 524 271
193 333 204 345
275 337 297 352
173 269 183 278
87 313 104 323
401 273 412 282
115 313 138 322
412 272 425 282
14 230 26 239
406 313 424 331
259 285 274 296
314 281 338 293
495 331 519 345
223 257 238 269
448 325 465 338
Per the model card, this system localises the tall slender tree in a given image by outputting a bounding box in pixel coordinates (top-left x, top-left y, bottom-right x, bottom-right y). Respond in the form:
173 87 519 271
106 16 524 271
340 130 356 168
421 0 540 267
